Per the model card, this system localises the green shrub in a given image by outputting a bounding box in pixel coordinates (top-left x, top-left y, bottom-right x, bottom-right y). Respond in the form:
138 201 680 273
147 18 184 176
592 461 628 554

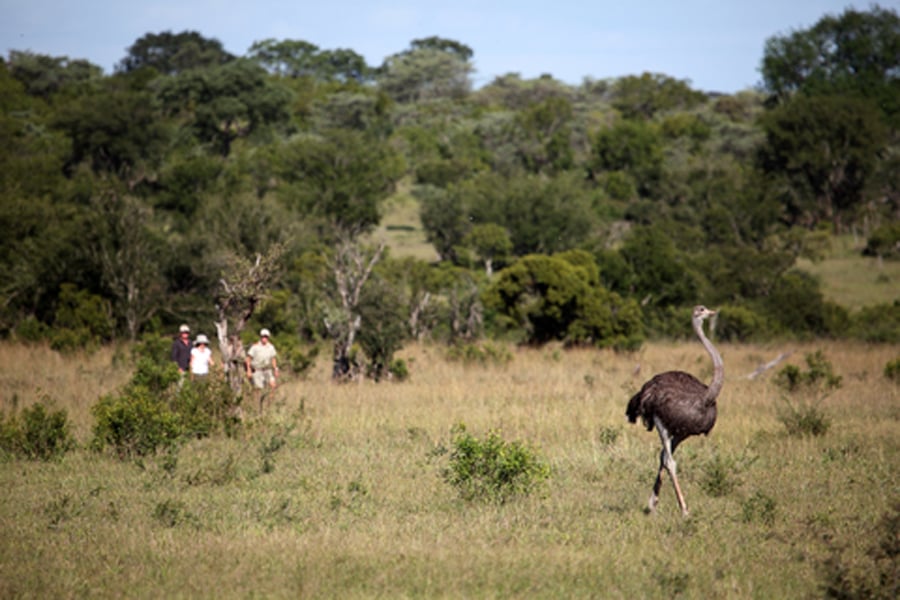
388 358 409 381
775 350 842 392
698 452 739 498
715 304 772 342
850 301 900 343
820 501 899 599
442 423 550 504
483 252 644 349
50 283 114 350
91 350 242 458
172 376 242 439
91 389 182 458
742 491 777 526
885 357 900 382
777 398 831 437
0 400 75 460
863 222 900 260
763 271 850 338
13 316 48 343
446 342 513 367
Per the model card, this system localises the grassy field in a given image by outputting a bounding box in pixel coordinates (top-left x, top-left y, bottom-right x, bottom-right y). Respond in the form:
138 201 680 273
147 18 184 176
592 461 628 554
797 234 900 311
1 339 898 598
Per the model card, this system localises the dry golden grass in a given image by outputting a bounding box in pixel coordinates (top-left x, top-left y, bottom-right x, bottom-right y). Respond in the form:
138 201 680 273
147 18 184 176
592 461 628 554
1 340 898 598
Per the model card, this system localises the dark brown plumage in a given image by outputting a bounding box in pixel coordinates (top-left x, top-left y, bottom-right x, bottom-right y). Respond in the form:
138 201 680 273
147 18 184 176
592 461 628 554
626 305 724 516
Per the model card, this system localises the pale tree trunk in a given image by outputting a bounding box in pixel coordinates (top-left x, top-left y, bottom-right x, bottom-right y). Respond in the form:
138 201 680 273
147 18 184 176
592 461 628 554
409 291 431 341
325 239 385 381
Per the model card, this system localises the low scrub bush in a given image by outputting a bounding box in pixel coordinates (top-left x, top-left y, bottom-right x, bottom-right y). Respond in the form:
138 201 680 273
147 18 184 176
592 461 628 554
777 397 831 437
774 350 842 392
885 357 900 382
442 423 550 504
850 301 900 343
715 304 773 342
91 389 182 458
820 501 899 599
446 342 513 367
863 222 900 260
0 399 75 460
741 491 777 526
91 355 242 459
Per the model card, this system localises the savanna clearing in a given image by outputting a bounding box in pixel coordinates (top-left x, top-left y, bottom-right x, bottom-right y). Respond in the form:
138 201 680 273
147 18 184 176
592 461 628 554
1 340 898 598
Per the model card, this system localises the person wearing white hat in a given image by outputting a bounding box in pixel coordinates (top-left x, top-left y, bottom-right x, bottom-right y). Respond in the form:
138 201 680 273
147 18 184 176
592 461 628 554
246 328 278 409
190 333 215 381
171 324 192 376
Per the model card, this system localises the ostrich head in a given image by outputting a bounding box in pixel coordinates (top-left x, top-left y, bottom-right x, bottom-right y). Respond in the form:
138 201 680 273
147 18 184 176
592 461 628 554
692 305 716 322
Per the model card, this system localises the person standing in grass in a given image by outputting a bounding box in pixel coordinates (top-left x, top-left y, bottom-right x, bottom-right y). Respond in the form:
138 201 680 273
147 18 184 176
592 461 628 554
171 324 192 383
246 328 278 409
190 334 215 382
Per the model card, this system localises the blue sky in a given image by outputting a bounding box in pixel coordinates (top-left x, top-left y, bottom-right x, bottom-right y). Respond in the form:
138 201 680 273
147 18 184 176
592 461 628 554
1 1 872 93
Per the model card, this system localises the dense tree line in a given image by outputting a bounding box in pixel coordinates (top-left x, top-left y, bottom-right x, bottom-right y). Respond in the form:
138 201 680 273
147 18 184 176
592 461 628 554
1 6 898 376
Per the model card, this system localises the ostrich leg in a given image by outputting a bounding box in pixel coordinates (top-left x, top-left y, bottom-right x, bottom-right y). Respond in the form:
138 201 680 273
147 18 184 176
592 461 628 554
648 449 664 512
654 418 690 517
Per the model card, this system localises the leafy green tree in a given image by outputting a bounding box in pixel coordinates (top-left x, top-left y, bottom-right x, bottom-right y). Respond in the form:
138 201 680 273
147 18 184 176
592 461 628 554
118 30 234 75
416 184 468 262
409 36 474 61
619 225 699 309
275 129 404 236
6 51 102 99
52 283 114 344
378 38 473 103
356 276 410 381
53 76 170 181
611 72 706 120
467 171 598 256
477 73 574 111
757 94 888 232
311 89 390 132
484 251 643 348
463 223 512 277
88 191 167 339
157 59 293 155
246 38 321 77
514 95 575 174
761 5 900 123
590 119 664 198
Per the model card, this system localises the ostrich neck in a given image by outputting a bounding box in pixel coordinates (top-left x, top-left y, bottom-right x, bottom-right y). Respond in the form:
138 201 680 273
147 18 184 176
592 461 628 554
695 317 724 402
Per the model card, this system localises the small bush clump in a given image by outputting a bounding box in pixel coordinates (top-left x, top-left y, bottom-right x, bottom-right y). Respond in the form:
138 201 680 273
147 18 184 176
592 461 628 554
742 491 777 526
0 400 75 460
775 350 842 392
884 357 900 382
91 353 241 459
446 342 513 367
442 423 550 504
820 501 899 599
777 398 831 437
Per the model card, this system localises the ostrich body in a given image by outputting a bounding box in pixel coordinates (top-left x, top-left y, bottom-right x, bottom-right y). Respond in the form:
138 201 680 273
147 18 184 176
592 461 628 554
626 305 724 516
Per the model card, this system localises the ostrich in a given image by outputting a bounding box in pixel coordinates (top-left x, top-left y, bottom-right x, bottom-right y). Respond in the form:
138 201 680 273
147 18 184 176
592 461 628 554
626 305 724 516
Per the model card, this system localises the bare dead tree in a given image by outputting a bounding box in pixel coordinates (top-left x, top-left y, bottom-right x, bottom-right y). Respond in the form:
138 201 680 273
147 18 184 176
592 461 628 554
214 245 283 393
409 291 432 341
448 282 484 342
324 238 385 381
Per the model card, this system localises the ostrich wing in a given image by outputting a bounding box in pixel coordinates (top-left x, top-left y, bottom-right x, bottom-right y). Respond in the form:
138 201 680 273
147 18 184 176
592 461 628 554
626 371 717 438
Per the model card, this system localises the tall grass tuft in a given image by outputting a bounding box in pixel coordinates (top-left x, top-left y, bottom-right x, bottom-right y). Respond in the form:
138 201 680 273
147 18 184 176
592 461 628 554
777 397 831 437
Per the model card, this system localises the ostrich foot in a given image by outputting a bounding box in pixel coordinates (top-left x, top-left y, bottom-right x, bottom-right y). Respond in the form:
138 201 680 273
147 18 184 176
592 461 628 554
647 494 659 513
